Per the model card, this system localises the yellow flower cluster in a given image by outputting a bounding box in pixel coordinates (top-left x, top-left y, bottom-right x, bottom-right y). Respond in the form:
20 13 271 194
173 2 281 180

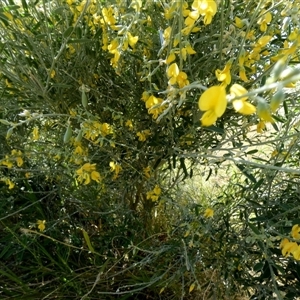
280 225 300 260
137 130 151 142
83 121 113 141
146 185 161 202
141 92 165 120
1 178 14 189
183 0 217 34
76 163 101 185
1 149 23 169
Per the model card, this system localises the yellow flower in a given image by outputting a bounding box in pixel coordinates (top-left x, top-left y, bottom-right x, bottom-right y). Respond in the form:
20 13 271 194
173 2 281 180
109 161 122 179
215 61 232 86
100 123 112 136
257 35 272 48
16 156 23 167
33 127 39 141
230 84 256 115
141 91 150 102
167 63 179 85
137 130 151 141
50 69 56 78
82 163 96 172
37 220 46 232
293 246 300 260
292 224 300 239
198 86 227 126
193 0 217 25
204 208 214 218
146 184 161 201
127 32 138 48
2 178 14 189
235 16 244 28
1 158 13 169
91 171 101 183
76 163 100 185
102 7 116 26
131 0 142 12
143 166 151 178
163 26 172 43
239 66 248 82
125 120 133 130
153 184 161 195
257 121 266 133
166 52 176 64
281 240 298 257
257 11 272 32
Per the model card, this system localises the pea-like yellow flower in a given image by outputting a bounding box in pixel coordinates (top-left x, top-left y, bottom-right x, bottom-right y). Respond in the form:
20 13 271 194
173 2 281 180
239 66 248 82
293 246 300 260
230 84 256 115
257 11 272 32
281 239 298 257
204 208 214 218
215 61 232 86
235 16 244 28
166 52 176 64
292 224 300 239
37 220 46 232
146 184 161 201
257 120 265 133
167 63 179 85
192 0 217 25
198 86 227 126
127 32 138 48
33 127 39 141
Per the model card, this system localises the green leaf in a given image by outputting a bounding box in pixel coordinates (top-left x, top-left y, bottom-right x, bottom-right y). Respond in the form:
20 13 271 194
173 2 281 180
21 0 28 12
246 149 258 155
236 164 256 183
253 261 264 272
248 223 260 235
68 38 91 44
82 229 95 253
253 178 264 190
63 26 74 38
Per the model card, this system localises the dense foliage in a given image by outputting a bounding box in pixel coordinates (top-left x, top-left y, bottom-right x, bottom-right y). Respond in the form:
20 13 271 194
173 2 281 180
1 0 300 299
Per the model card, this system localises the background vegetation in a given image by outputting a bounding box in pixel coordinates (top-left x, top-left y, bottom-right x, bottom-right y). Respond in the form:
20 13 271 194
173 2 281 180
1 0 300 299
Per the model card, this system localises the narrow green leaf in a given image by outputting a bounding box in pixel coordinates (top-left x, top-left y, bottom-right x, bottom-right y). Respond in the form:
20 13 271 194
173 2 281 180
253 261 264 272
21 0 28 12
236 164 256 183
82 229 95 253
63 26 74 38
248 223 260 235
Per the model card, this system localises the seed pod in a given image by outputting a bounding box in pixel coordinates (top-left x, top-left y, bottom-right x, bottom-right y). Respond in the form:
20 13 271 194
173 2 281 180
63 124 72 143
272 59 286 81
81 90 88 108
0 119 12 125
75 128 83 143
270 90 285 112
6 127 13 139
280 67 299 81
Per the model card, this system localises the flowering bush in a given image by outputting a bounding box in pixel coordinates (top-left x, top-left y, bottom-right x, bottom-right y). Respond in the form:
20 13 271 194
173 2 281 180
1 0 300 298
